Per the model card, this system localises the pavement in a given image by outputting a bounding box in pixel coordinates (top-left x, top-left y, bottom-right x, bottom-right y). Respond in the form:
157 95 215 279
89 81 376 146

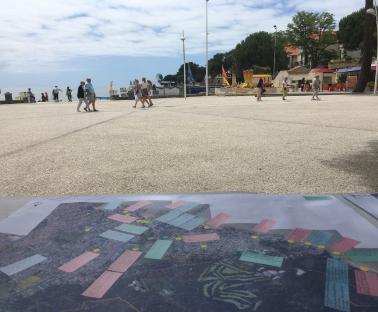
0 94 378 198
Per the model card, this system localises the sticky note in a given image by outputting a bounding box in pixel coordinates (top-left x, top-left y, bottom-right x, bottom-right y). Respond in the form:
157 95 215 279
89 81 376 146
304 196 332 201
355 270 378 297
324 258 350 312
18 275 41 289
103 199 125 211
59 252 99 273
165 200 187 209
201 244 208 249
182 233 220 243
327 237 360 254
308 231 334 246
176 202 202 213
124 201 152 212
82 270 122 299
345 249 378 263
108 214 138 224
156 210 183 223
206 213 231 228
180 216 206 231
108 250 142 273
252 219 276 233
166 213 196 227
287 228 312 242
116 224 149 235
100 230 134 243
0 255 47 276
145 240 172 260
240 251 284 268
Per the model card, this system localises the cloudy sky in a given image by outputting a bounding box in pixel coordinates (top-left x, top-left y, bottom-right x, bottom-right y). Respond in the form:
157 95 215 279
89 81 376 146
0 0 362 96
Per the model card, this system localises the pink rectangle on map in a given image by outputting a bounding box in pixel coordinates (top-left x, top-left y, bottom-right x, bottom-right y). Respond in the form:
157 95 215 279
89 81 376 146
165 200 187 209
206 213 231 228
82 270 122 299
59 251 99 273
108 214 138 224
124 201 152 212
253 219 276 233
182 233 220 243
327 237 360 253
355 270 378 297
287 228 312 242
108 250 142 273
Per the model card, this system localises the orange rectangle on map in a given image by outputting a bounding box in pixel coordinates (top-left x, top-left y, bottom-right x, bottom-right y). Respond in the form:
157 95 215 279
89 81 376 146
182 233 220 243
82 270 122 299
108 214 138 224
206 213 231 228
108 250 142 273
124 201 152 212
252 219 276 233
287 228 312 242
165 200 187 209
327 237 360 253
59 251 99 273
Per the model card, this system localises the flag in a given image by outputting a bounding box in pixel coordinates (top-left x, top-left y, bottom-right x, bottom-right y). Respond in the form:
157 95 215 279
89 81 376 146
187 63 194 83
222 65 230 87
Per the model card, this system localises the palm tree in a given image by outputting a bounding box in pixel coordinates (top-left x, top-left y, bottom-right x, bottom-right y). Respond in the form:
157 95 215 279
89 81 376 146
354 0 375 92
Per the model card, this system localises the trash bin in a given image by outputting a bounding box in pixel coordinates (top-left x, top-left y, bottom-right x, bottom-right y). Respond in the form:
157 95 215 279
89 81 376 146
4 92 12 103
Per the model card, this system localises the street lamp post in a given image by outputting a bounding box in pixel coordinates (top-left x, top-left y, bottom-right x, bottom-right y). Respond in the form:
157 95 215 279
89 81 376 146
181 30 187 100
205 0 209 97
367 0 378 95
273 25 277 78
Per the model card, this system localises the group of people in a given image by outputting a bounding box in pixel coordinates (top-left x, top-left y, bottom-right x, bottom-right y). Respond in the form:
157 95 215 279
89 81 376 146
133 78 154 108
256 75 321 101
76 78 97 112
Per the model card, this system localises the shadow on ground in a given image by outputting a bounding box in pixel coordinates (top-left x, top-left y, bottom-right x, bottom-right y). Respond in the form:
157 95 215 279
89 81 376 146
323 139 378 190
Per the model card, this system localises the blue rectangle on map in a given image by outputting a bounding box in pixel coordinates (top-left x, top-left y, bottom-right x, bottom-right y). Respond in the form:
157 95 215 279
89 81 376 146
325 258 350 312
180 216 206 231
0 254 47 276
156 210 183 223
176 202 201 213
167 213 196 227
103 199 125 211
100 230 134 242
308 231 334 246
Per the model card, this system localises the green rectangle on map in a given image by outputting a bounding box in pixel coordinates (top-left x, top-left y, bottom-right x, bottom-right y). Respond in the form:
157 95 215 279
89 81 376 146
116 224 149 235
345 249 378 262
240 251 284 268
145 240 173 260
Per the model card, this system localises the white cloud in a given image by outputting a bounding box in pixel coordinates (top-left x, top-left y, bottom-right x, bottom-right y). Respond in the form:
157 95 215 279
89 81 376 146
0 0 362 72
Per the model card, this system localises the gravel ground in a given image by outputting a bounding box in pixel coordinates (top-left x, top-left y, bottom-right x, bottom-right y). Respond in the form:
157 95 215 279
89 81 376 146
0 94 378 197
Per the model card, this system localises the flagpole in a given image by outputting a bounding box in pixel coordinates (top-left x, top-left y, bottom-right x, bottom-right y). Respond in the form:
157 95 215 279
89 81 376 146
181 30 187 100
205 0 209 97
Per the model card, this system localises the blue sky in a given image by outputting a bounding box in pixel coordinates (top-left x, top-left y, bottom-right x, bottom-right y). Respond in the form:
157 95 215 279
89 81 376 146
0 0 362 97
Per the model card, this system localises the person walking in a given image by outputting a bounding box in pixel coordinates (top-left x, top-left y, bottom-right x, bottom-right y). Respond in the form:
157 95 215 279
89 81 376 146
146 80 154 107
312 75 321 101
132 79 145 108
52 86 62 102
66 87 73 102
76 81 88 112
141 78 150 107
27 88 35 103
41 93 46 102
256 78 264 101
85 78 98 112
44 92 49 102
282 77 289 101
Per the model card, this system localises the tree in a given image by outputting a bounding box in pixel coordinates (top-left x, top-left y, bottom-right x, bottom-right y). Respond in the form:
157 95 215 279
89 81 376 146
287 11 336 68
176 62 206 83
338 7 376 53
354 0 375 93
338 9 366 50
163 74 177 82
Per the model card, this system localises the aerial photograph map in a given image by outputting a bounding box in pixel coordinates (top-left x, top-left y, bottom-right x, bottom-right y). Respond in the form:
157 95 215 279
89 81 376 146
1 0 378 311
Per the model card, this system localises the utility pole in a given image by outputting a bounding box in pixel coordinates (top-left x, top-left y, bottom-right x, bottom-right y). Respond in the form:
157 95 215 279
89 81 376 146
205 0 209 96
273 25 277 78
181 30 187 100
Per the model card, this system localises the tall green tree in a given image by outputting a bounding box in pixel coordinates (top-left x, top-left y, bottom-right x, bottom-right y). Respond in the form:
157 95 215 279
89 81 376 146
287 11 336 67
215 31 288 80
176 62 206 83
354 0 375 92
